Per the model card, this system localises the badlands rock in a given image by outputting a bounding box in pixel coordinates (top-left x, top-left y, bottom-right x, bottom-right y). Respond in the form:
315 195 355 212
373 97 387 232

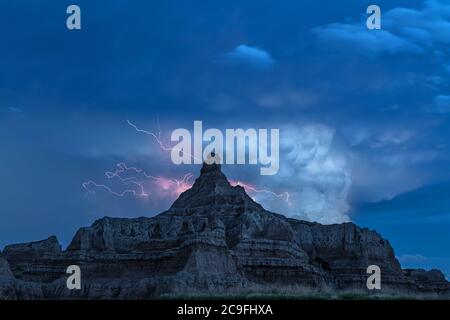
0 162 448 299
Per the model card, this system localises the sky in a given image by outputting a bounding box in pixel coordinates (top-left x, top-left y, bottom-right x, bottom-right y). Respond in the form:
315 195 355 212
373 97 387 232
0 0 449 277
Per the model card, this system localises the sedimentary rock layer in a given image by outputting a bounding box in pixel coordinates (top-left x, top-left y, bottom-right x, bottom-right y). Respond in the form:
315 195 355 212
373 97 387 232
1 162 448 299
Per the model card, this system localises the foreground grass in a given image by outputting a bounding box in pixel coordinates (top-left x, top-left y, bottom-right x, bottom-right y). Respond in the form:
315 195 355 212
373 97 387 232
158 285 444 300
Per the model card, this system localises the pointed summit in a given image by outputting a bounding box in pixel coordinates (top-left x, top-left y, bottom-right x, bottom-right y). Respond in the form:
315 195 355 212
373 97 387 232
168 157 262 215
198 152 223 177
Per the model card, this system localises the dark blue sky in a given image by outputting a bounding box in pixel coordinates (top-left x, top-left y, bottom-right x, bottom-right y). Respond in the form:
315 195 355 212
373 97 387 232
1 0 449 277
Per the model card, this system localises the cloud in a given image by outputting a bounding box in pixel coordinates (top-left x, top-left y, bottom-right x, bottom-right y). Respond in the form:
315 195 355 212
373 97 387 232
346 127 435 202
313 24 420 55
431 95 450 114
8 107 23 113
1 107 23 113
255 124 352 224
397 254 428 264
313 0 450 56
345 126 415 149
256 90 319 109
222 45 275 70
313 0 450 118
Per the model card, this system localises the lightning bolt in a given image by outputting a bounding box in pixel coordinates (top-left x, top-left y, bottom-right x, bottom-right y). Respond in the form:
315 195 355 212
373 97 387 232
126 120 171 152
231 180 291 205
83 162 194 199
82 180 148 197
126 119 202 163
83 119 290 205
126 119 291 204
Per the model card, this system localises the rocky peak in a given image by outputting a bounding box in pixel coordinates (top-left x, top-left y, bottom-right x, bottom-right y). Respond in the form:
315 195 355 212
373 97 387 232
196 160 230 190
3 236 61 257
1 159 449 299
168 160 263 215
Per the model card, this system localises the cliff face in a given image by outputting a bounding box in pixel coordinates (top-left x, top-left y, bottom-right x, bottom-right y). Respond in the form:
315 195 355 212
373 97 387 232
1 162 449 299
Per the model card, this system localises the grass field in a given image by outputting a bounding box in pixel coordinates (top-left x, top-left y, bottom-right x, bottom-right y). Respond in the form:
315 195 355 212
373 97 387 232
158 284 445 300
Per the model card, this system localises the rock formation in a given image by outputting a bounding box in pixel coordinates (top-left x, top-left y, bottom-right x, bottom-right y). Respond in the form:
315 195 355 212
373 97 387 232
1 162 449 299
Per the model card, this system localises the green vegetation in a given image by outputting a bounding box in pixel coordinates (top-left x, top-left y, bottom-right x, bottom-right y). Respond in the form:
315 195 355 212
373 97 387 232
158 284 443 300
